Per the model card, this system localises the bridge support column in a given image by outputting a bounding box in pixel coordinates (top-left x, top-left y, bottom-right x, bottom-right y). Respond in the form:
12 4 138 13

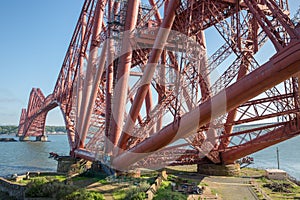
19 136 30 141
36 135 48 142
197 163 240 176
57 157 92 175
57 156 77 174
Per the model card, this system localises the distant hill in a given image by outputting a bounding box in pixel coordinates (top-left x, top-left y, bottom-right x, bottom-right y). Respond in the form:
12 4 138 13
0 125 66 134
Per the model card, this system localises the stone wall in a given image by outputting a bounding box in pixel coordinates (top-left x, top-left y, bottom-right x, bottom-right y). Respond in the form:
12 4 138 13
56 156 77 173
0 177 26 200
197 163 240 176
145 170 168 200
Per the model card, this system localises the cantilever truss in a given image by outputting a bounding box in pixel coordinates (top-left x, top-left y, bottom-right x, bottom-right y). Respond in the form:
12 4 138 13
18 0 300 170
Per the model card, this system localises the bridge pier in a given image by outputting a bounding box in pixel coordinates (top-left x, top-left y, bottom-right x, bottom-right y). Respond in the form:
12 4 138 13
57 156 77 174
197 163 240 176
36 135 48 142
57 156 92 175
19 136 30 141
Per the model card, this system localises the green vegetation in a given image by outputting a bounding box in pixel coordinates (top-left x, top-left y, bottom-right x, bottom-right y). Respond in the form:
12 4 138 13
255 177 300 200
0 191 16 200
153 181 187 200
113 190 127 200
64 190 105 200
45 126 66 133
240 167 265 178
17 175 67 185
24 177 104 200
0 126 18 134
0 125 66 134
113 181 150 200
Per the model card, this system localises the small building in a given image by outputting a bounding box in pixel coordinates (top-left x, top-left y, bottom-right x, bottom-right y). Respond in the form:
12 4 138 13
265 169 287 180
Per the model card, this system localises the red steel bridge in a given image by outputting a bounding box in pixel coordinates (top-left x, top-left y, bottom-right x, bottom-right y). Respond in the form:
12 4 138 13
18 0 300 171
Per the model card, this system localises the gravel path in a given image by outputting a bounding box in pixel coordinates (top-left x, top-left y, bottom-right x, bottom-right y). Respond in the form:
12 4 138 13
203 176 259 200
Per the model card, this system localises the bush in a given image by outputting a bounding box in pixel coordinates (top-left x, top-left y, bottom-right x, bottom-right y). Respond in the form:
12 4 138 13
25 177 50 197
26 180 79 198
153 181 186 200
153 190 186 200
115 181 150 200
25 177 105 200
64 189 105 200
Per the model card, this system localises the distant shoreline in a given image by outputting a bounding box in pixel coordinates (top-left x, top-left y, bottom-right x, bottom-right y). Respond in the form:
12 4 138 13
0 138 17 142
46 133 67 135
0 132 67 136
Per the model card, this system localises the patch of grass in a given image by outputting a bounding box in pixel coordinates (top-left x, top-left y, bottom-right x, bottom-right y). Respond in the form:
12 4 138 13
210 188 218 195
254 178 300 199
240 168 265 177
17 175 67 184
24 177 105 200
98 179 108 184
53 175 67 182
113 181 150 200
64 189 104 200
113 190 127 200
258 176 268 183
153 181 187 200
167 174 178 180
17 179 30 184
72 176 90 181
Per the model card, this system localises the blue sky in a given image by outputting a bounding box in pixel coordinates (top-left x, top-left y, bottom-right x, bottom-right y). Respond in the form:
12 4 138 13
0 1 83 125
0 1 299 126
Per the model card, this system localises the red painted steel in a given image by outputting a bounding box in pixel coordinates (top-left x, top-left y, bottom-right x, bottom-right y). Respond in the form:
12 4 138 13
18 0 300 170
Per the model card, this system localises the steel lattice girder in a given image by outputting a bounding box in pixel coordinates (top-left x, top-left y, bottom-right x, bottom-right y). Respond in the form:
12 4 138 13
18 0 300 170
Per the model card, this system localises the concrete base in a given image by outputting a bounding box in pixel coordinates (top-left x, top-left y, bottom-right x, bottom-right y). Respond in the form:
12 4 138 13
117 169 141 178
57 157 92 175
197 163 240 176
57 157 77 174
19 136 30 141
36 135 48 142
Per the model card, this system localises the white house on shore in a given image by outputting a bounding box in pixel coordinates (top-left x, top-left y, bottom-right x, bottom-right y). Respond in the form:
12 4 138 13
265 169 287 180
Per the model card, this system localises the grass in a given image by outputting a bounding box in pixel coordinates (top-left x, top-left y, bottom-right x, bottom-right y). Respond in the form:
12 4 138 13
254 177 300 199
24 177 105 200
17 175 67 185
113 189 128 200
240 167 265 178
112 181 150 200
53 175 67 182
210 188 218 195
72 176 90 181
98 179 108 184
153 181 187 200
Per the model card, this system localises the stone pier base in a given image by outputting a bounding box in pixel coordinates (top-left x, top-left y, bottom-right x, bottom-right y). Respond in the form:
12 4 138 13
117 169 141 178
19 136 30 141
36 135 48 142
197 163 240 176
57 157 77 174
57 157 92 175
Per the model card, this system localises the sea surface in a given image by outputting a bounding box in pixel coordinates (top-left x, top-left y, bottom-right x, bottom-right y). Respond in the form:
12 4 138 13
0 134 299 180
0 134 69 178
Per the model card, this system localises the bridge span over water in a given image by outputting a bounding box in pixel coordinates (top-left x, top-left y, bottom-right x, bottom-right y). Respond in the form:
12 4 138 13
18 0 300 171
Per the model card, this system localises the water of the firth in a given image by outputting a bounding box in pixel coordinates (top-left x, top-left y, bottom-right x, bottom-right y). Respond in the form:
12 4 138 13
0 134 299 180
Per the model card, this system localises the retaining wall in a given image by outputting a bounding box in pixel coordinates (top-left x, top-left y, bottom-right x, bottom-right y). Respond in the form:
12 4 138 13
145 170 168 200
